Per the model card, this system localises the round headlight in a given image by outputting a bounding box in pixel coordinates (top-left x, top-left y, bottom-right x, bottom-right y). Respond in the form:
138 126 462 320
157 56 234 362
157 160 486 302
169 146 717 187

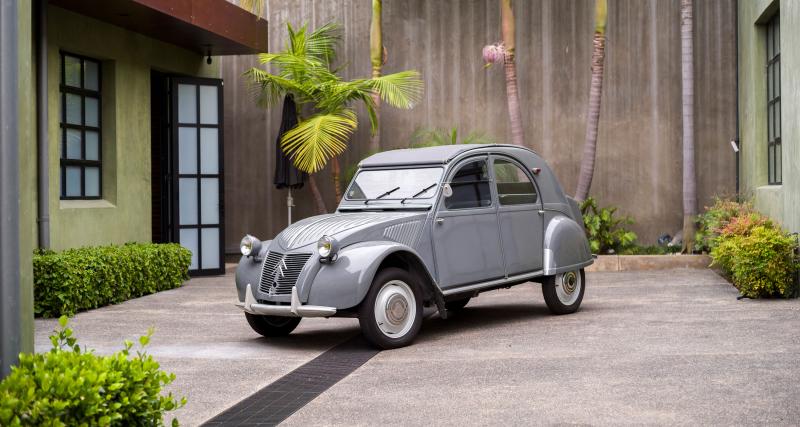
317 235 338 259
240 235 261 257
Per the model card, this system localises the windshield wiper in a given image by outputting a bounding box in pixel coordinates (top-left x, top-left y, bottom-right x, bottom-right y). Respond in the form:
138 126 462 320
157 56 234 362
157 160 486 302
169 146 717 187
364 186 400 204
401 183 437 204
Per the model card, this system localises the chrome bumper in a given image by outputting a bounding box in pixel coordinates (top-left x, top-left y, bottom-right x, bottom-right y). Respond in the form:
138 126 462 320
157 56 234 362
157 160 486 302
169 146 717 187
235 284 337 318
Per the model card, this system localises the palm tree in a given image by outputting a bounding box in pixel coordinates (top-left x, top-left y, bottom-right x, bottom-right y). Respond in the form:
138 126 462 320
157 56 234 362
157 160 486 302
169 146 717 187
680 0 696 252
245 23 423 208
574 0 608 202
483 0 524 148
369 0 383 154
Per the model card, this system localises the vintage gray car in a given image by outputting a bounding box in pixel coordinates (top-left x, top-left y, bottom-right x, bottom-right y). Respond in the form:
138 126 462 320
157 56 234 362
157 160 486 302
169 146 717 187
235 144 593 349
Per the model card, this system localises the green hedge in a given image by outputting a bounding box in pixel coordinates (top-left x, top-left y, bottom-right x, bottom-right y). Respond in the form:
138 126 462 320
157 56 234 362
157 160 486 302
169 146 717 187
34 243 192 318
0 316 184 426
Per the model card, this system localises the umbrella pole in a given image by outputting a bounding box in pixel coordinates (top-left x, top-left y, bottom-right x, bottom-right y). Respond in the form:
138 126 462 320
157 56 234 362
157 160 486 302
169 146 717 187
287 188 294 225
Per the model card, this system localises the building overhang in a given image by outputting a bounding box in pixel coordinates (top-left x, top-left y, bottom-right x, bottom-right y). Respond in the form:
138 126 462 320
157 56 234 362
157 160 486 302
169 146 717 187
48 0 268 55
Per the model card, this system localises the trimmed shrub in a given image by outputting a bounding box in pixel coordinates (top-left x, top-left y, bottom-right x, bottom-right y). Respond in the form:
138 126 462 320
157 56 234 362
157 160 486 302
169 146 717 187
34 243 191 318
0 316 184 426
711 225 798 298
580 197 637 254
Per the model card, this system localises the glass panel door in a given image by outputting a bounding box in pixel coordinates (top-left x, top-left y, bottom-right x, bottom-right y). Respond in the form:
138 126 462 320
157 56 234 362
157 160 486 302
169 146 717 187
171 78 224 275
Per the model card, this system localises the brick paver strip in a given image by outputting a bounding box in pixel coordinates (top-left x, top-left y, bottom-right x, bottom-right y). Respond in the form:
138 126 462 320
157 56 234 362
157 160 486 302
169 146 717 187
202 335 379 426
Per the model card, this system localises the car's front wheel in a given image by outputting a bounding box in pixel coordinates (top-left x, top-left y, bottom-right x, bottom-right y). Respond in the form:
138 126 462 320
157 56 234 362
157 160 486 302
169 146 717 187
542 269 585 315
245 313 301 337
358 267 423 349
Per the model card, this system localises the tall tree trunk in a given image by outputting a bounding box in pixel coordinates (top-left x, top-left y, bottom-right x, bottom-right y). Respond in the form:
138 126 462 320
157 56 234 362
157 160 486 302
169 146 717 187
574 0 608 202
368 0 383 154
331 157 342 203
308 175 328 214
500 0 525 148
680 0 696 253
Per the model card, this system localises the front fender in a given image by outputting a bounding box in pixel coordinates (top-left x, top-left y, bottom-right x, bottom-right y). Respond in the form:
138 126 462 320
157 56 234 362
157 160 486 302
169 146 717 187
306 240 435 310
543 215 593 275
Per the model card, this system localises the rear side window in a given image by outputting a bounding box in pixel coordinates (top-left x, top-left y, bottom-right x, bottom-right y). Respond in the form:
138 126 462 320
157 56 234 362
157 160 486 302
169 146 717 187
445 159 492 210
493 159 538 205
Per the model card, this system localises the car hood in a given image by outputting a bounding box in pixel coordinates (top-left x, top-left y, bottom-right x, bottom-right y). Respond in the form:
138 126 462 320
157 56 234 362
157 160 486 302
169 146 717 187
273 211 428 251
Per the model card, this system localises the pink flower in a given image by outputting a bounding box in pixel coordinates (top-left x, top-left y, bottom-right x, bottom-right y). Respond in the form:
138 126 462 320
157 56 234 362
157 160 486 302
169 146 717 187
482 43 506 64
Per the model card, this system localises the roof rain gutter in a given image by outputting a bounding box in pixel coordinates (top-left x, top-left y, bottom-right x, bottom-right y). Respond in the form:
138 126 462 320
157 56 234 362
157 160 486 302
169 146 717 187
0 0 21 378
36 0 49 249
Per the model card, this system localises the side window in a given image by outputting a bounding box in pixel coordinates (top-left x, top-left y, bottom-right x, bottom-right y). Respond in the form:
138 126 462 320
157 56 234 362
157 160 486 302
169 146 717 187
493 159 538 205
445 159 492 210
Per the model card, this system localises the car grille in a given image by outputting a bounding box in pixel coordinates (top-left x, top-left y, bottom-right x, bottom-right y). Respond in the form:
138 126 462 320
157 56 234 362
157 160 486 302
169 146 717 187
258 252 313 296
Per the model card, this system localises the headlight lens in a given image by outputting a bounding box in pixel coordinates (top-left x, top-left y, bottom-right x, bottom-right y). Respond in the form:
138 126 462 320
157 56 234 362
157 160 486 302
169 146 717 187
317 235 337 259
240 235 261 256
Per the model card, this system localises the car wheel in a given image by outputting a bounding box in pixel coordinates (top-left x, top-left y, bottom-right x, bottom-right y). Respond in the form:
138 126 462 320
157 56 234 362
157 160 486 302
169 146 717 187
245 313 302 337
358 267 423 349
444 297 471 312
542 269 585 315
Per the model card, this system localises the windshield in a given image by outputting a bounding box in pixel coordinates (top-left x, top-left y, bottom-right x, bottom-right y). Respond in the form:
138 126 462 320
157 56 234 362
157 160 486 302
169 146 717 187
346 167 443 201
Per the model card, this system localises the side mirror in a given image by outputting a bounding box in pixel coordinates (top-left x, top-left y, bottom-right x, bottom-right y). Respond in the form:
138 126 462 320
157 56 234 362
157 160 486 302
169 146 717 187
442 183 453 198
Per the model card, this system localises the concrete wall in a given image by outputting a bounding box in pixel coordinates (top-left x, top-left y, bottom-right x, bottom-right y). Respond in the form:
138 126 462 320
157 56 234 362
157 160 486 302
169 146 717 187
46 6 218 251
738 0 798 233
221 0 737 252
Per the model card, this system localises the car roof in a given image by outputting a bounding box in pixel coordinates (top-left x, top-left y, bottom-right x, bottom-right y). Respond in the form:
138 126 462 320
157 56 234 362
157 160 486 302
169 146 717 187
359 144 533 168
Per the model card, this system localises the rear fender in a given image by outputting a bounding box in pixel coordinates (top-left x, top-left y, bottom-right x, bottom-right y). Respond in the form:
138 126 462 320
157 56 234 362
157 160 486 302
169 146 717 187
543 215 593 275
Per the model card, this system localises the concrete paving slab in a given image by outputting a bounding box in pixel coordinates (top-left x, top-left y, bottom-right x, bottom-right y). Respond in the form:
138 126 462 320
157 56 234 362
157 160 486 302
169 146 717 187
34 269 800 425
34 274 360 426
284 269 800 426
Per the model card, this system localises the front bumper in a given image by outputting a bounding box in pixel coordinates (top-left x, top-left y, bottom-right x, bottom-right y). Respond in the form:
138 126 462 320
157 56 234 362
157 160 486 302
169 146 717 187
235 283 337 318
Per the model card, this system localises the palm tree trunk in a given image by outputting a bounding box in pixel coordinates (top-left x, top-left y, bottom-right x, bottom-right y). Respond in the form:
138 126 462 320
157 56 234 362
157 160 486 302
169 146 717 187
680 0 696 253
575 0 608 202
369 0 383 154
308 175 328 214
331 157 342 203
500 0 524 148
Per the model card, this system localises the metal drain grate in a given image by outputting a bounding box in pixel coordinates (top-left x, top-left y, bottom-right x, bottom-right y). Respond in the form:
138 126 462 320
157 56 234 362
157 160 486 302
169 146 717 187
202 335 379 426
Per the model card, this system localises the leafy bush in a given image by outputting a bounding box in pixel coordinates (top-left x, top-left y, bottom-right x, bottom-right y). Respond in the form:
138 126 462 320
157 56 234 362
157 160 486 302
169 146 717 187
711 225 798 298
34 243 192 318
580 197 637 254
0 316 185 426
694 198 754 253
618 245 681 255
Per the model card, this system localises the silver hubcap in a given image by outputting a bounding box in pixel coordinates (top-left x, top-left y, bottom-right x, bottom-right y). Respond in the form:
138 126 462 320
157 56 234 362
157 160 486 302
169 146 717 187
374 280 416 337
555 271 581 306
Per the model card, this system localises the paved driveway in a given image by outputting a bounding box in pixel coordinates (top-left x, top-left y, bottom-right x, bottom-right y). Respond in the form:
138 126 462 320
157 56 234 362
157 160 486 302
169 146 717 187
35 269 800 425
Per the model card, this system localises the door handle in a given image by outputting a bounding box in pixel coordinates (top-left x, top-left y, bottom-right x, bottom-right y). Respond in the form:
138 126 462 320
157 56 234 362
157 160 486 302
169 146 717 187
435 218 445 225
538 210 545 215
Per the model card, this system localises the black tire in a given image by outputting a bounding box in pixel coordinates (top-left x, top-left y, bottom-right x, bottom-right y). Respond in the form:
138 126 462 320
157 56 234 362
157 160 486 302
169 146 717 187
444 297 471 312
542 269 586 315
245 313 302 337
358 267 423 349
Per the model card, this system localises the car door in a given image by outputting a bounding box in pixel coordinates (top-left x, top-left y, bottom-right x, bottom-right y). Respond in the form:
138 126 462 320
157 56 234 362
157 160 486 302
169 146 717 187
492 155 544 276
431 156 505 289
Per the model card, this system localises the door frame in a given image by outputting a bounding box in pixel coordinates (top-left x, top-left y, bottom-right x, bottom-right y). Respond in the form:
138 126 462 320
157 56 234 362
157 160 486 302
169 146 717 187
169 76 225 276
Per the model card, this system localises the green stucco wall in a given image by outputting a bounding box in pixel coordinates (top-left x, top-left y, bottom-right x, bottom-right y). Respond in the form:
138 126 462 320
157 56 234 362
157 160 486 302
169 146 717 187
46 6 219 250
738 0 799 232
18 0 35 353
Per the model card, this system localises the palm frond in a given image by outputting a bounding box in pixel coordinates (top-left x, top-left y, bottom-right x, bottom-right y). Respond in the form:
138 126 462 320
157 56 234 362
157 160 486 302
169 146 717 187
307 22 342 64
281 109 358 173
367 70 424 109
238 0 264 17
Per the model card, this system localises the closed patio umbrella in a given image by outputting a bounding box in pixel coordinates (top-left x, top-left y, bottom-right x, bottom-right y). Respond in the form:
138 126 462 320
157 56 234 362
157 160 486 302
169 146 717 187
274 95 306 224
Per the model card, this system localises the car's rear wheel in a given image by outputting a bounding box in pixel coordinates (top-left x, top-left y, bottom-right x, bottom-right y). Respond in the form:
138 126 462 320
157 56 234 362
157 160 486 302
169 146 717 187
542 269 585 315
358 267 423 349
245 313 301 337
444 297 471 312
